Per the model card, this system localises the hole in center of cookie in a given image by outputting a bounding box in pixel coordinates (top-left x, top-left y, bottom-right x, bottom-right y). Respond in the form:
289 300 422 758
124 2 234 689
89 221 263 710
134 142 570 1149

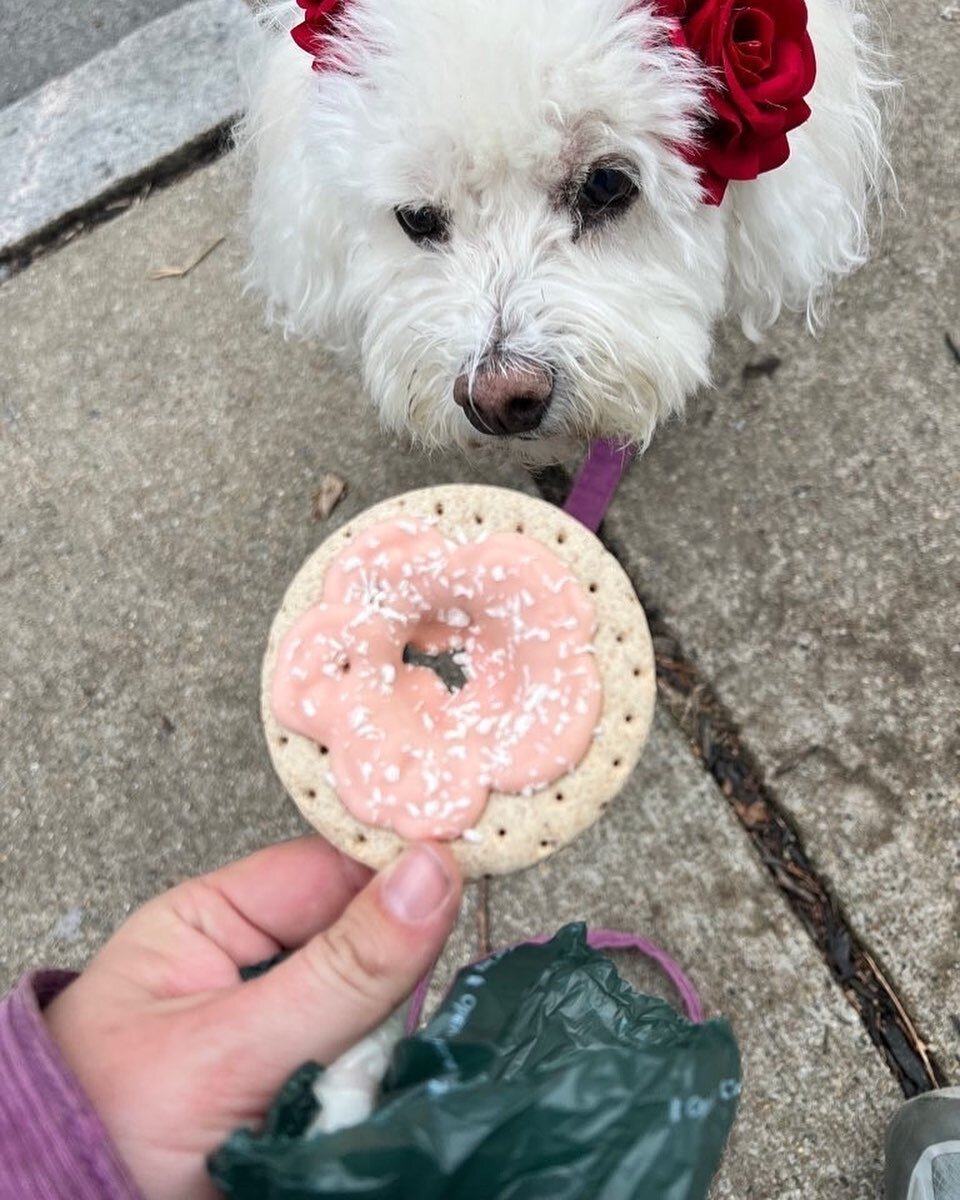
402 644 468 693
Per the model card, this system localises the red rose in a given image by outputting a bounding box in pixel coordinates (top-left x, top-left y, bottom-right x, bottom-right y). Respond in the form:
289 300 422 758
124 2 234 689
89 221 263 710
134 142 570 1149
291 0 347 68
677 0 817 203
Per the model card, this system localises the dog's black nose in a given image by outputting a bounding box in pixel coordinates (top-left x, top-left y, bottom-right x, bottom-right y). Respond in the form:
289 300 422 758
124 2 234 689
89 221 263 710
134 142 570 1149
453 362 553 437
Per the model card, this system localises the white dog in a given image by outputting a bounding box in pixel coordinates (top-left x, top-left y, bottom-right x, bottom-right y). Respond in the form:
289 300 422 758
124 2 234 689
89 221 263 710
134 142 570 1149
239 0 888 464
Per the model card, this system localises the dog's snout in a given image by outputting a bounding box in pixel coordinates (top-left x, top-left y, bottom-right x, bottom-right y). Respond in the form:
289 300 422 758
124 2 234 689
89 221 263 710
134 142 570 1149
453 362 553 437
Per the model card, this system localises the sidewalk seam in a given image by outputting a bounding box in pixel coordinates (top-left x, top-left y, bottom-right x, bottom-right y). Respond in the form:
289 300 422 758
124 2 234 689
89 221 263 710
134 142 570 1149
0 0 247 277
1 129 231 280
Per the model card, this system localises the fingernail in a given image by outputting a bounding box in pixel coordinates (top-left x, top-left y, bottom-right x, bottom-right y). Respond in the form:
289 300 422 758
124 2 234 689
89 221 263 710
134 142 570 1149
382 846 454 922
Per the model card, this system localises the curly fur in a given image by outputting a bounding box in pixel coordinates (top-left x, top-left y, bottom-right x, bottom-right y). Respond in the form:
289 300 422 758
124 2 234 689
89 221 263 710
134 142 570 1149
237 0 890 463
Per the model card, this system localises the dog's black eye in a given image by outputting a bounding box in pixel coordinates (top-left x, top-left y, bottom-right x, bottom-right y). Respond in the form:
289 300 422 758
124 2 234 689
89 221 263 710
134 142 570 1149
575 166 638 227
396 205 448 245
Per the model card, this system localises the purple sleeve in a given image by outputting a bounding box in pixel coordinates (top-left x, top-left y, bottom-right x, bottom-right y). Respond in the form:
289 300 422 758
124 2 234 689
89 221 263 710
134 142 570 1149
0 971 143 1200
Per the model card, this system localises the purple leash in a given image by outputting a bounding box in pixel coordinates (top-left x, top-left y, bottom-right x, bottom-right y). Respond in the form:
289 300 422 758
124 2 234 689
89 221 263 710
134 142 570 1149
561 437 637 532
405 437 703 1036
405 929 704 1035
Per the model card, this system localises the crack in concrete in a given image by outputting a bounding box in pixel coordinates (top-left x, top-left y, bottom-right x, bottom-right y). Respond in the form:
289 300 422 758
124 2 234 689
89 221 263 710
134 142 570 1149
531 465 946 1097
0 123 233 280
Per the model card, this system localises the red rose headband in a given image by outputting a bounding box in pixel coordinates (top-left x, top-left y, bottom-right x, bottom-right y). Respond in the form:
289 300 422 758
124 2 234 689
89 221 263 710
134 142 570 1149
291 0 816 205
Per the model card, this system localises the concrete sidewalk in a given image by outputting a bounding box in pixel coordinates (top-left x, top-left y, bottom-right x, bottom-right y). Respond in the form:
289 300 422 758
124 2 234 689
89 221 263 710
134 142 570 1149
0 0 247 265
0 154 904 1200
1 0 188 106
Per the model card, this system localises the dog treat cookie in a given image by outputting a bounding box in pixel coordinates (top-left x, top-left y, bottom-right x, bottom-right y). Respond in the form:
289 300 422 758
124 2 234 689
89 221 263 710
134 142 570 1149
262 485 655 877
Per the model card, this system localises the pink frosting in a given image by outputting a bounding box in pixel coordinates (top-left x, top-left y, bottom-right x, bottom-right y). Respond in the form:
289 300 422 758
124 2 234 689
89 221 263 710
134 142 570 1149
271 518 603 839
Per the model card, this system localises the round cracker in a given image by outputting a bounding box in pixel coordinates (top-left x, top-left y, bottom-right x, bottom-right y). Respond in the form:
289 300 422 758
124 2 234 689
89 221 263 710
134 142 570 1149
262 485 655 877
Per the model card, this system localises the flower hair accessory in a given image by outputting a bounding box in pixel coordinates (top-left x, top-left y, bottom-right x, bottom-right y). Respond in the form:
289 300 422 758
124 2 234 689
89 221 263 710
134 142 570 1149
290 0 348 68
661 0 817 203
291 0 816 205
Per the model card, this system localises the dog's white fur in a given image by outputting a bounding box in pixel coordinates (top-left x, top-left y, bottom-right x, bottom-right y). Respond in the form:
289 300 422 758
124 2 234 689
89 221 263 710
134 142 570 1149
239 0 888 463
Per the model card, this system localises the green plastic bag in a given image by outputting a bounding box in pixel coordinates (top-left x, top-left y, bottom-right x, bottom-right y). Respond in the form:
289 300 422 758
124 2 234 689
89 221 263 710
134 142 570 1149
209 924 740 1199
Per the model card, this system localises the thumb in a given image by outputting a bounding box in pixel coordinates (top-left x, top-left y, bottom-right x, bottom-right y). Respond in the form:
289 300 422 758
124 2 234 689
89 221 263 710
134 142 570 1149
215 843 462 1095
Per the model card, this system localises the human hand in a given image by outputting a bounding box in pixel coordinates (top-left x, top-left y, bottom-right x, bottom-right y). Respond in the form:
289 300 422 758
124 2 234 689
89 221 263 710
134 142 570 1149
44 837 462 1200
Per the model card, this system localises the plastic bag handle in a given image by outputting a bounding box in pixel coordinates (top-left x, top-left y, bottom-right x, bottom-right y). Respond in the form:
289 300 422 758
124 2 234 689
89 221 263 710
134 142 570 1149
405 928 704 1035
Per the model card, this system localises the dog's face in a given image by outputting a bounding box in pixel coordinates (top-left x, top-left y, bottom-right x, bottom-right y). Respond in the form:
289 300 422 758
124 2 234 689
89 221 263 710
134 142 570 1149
263 0 725 460
247 0 881 460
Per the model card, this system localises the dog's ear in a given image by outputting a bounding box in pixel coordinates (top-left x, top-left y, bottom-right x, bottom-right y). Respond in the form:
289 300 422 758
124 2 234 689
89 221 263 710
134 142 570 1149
236 23 358 347
721 13 892 339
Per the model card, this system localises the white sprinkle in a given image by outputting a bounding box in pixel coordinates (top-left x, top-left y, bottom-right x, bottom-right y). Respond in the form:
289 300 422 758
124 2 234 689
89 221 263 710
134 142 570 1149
521 628 551 642
461 828 483 844
301 698 318 718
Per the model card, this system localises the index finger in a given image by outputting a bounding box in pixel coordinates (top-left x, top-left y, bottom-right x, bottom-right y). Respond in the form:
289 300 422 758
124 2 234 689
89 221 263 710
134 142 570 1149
199 835 373 952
